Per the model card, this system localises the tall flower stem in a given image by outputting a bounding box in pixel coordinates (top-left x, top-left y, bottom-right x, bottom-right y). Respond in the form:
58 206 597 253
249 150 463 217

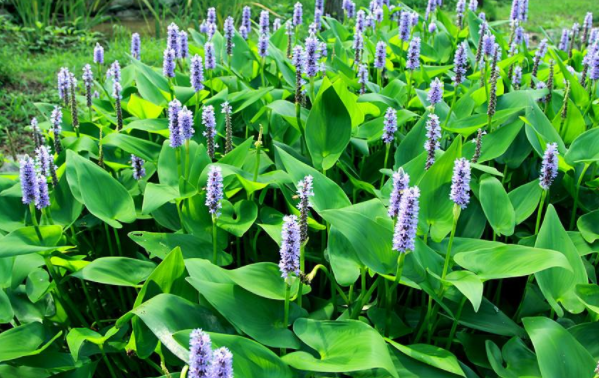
297 244 305 308
281 280 291 356
441 205 461 281
29 203 43 243
535 190 547 235
443 86 459 129
445 295 467 350
380 143 391 189
406 72 413 106
185 139 191 180
377 68 383 90
569 163 590 230
261 58 266 87
385 252 407 337
212 215 218 264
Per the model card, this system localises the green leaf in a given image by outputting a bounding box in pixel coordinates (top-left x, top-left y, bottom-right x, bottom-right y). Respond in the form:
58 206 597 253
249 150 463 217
173 331 293 377
454 245 571 280
0 226 68 258
523 317 595 378
388 341 465 377
508 180 543 224
217 200 258 237
0 289 14 323
66 151 136 228
575 284 599 315
535 205 588 316
0 322 61 361
565 128 599 164
479 175 516 236
282 319 398 378
186 278 303 349
72 257 156 287
102 133 161 162
125 94 164 119
577 210 599 243
443 271 483 312
305 82 352 171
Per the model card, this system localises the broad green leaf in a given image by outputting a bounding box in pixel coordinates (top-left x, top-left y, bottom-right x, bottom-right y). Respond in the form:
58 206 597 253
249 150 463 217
282 319 398 378
479 175 515 236
187 278 303 349
535 205 588 316
443 271 483 312
388 342 465 377
67 151 136 228
125 93 164 119
508 180 543 224
523 317 595 378
217 200 258 237
454 245 570 280
0 289 14 323
72 257 156 287
448 298 526 337
305 83 352 171
0 322 61 361
575 284 599 315
565 128 599 164
0 226 68 258
577 210 599 243
102 133 161 162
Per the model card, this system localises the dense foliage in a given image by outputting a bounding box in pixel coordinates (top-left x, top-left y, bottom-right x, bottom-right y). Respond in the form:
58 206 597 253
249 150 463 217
1 1 599 377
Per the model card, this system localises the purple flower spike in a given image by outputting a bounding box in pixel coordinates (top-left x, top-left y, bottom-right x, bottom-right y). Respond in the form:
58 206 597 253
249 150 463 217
242 6 252 33
191 55 205 92
208 348 233 378
167 23 180 55
296 175 314 243
468 0 478 11
454 41 468 85
424 114 441 169
20 155 38 205
94 43 104 64
260 10 270 34
207 7 216 24
514 26 524 45
293 2 303 26
482 33 496 58
207 22 216 41
428 22 437 33
374 7 383 23
206 165 224 217
427 78 443 106
205 43 216 70
273 18 282 31
450 158 471 209
406 37 421 70
510 0 521 21
456 0 466 27
374 41 387 69
35 174 50 210
279 215 301 279
558 29 570 52
107 60 121 83
392 186 420 253
202 105 217 159
58 67 71 102
258 33 269 58
399 11 412 41
131 33 141 60
82 64 94 107
539 142 559 190
388 168 410 219
512 66 522 88
35 146 51 177
168 99 182 148
345 0 356 18
356 10 366 32
240 25 249 40
224 17 235 56
163 48 176 78
590 50 599 81
189 329 212 378
381 107 397 144
51 106 63 154
131 155 146 180
304 34 321 77
179 31 189 59
358 64 368 94
179 106 195 140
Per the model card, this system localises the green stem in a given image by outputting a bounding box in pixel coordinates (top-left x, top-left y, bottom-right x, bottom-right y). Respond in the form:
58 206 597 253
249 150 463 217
385 252 407 337
350 277 381 319
281 281 291 356
185 139 191 180
261 57 266 88
377 68 382 90
212 215 218 264
380 143 391 189
442 86 459 129
569 164 590 230
100 345 119 378
535 190 547 235
441 205 460 281
445 295 467 350
297 244 305 308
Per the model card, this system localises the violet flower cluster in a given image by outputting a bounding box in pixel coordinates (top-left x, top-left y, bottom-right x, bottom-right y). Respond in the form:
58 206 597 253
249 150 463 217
381 107 397 144
388 168 410 219
539 143 559 190
296 175 314 243
427 78 443 106
392 186 420 253
279 215 301 279
406 37 421 70
131 155 146 180
202 105 218 159
206 166 224 218
450 158 471 209
424 114 441 169
191 55 205 92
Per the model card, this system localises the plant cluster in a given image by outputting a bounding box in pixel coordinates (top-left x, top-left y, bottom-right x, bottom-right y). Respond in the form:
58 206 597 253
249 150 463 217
1 0 599 377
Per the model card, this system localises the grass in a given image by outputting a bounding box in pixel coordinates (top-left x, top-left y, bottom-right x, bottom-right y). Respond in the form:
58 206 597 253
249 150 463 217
494 0 599 30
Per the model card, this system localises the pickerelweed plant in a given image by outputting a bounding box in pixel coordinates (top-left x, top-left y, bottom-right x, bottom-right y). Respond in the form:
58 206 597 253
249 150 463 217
3 2 599 378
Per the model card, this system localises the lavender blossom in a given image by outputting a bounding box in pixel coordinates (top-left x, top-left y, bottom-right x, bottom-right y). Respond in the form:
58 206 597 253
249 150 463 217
82 64 93 108
69 73 79 132
454 42 468 85
482 33 496 58
456 0 466 28
479 12 486 21
537 81 549 103
427 78 443 106
51 106 63 154
450 158 471 209
399 11 412 41
512 65 522 89
31 118 43 149
471 128 486 163
296 175 314 243
34 174 50 210
242 6 252 33
304 34 320 77
374 41 386 69
167 23 180 55
240 25 249 40
314 8 323 30
207 7 216 25
468 0 478 11
168 99 182 148
315 0 324 12
424 114 441 169
113 81 123 131
94 43 104 64
258 33 269 58
208 348 233 378
559 29 570 52
58 68 70 104
344 0 356 18
260 10 270 34
510 0 521 21
189 329 212 378
273 18 282 31
519 0 528 21
279 215 301 278
222 102 233 154
179 31 189 59
191 55 205 92
428 22 437 33
475 22 488 63
20 155 38 205
589 49 599 81
388 168 410 219
353 30 363 62
131 155 146 180
206 165 224 217
131 33 141 60
163 48 176 78
514 26 524 45
205 43 216 70
381 107 397 144
406 37 421 71
293 2 303 26
532 39 548 79
539 143 559 190
179 106 194 141
107 60 121 83
202 105 217 159
392 186 420 253
488 67 499 117
356 10 366 32
374 7 383 23
358 64 368 94
207 23 217 41
199 21 208 34
293 46 304 103
582 13 593 46
223 17 235 57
